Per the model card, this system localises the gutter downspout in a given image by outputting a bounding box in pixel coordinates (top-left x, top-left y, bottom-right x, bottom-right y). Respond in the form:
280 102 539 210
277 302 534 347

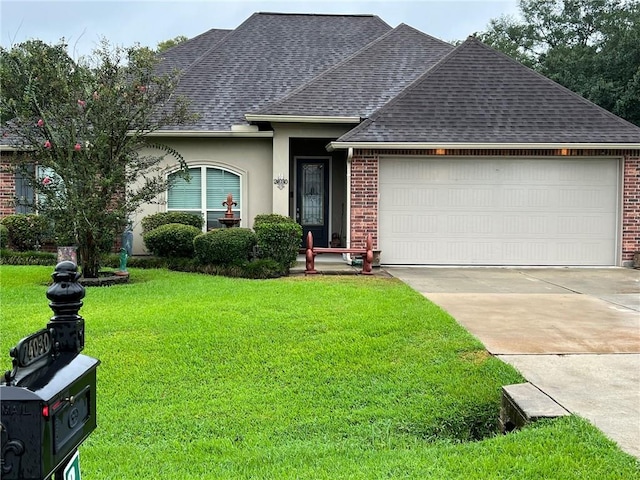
346 147 353 265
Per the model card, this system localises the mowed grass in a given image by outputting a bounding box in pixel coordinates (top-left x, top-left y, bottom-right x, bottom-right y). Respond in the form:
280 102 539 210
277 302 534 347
1 266 638 479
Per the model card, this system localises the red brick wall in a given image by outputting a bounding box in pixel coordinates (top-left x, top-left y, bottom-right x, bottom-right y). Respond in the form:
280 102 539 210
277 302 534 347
622 155 640 264
0 153 16 217
350 152 379 249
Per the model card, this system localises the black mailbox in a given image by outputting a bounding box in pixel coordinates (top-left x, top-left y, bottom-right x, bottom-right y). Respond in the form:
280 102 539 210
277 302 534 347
1 261 100 480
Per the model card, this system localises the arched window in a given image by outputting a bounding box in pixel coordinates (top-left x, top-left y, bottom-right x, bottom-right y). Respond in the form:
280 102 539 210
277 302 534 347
168 166 241 230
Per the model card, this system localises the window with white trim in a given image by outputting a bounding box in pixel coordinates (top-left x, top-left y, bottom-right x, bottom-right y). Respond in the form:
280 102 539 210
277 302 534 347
167 166 241 230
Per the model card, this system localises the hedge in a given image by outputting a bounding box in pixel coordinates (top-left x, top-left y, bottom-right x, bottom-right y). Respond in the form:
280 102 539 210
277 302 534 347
0 249 57 266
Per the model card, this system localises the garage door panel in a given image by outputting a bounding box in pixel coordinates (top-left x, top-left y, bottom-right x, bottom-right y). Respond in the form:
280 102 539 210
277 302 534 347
387 214 439 234
379 157 618 265
503 215 547 235
389 188 439 207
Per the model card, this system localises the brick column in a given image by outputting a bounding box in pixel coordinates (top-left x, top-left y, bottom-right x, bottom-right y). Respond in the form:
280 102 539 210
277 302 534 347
350 151 378 249
622 155 639 265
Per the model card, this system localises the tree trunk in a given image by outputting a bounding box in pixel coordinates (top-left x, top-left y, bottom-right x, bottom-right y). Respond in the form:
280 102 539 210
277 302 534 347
78 231 101 279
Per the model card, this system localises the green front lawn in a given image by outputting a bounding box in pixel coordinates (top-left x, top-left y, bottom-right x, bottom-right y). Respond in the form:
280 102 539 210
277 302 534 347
1 266 637 479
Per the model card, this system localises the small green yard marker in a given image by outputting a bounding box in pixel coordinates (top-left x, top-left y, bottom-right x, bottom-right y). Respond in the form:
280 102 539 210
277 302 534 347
63 450 81 480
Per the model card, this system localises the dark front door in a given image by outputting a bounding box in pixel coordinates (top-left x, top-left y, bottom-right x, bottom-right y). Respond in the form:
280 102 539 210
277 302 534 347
296 158 329 247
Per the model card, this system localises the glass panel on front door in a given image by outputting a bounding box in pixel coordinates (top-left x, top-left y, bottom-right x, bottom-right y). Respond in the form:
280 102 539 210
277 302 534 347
301 163 324 226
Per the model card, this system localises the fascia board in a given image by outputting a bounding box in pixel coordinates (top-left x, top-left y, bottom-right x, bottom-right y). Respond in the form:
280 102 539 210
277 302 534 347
328 141 640 151
0 145 26 152
145 130 274 138
1 130 274 150
245 114 361 124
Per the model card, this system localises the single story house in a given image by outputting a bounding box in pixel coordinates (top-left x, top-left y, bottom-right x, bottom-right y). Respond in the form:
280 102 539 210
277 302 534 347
2 12 639 266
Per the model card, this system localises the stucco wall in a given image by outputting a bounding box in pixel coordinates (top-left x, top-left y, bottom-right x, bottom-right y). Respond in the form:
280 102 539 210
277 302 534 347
132 136 273 255
271 122 353 217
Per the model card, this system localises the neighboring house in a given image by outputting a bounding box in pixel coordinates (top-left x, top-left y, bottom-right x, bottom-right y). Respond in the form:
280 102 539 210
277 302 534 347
2 12 639 266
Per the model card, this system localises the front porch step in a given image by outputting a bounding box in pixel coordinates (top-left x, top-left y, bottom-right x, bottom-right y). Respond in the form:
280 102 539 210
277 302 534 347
500 382 570 433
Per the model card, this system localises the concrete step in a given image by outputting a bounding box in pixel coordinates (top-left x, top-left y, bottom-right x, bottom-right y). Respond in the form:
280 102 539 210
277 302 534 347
500 382 570 433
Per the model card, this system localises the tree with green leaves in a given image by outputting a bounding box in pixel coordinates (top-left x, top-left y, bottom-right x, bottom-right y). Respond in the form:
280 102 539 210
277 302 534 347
480 0 640 126
157 35 189 53
0 39 195 278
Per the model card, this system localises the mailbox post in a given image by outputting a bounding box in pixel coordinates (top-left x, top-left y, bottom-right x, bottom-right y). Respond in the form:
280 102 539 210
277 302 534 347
1 261 100 480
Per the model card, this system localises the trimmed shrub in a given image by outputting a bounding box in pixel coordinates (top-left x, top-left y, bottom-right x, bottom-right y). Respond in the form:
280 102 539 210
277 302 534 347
253 213 296 228
163 258 281 279
141 212 204 234
142 223 201 258
0 224 7 249
254 220 302 273
0 214 51 251
241 258 283 279
194 228 257 266
165 257 200 272
102 253 169 270
0 249 57 266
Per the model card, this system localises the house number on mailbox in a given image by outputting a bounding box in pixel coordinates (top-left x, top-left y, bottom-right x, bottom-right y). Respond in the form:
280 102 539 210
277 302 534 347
12 329 52 367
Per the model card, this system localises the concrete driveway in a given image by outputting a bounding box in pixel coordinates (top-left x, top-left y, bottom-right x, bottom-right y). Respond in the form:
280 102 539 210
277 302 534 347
388 267 640 458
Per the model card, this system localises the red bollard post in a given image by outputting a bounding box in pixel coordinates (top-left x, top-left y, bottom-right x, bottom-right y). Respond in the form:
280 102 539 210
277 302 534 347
362 233 373 275
305 231 317 274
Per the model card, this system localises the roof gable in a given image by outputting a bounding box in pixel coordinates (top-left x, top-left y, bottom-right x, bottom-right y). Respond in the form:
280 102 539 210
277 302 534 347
339 37 640 144
169 12 391 130
252 24 453 118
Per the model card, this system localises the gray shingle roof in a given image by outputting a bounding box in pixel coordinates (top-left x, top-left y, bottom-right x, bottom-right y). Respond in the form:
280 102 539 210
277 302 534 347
156 28 231 75
167 12 391 130
252 24 453 118
339 37 640 144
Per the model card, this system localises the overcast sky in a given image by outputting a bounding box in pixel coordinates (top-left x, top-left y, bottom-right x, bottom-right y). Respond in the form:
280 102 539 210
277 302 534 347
1 0 519 57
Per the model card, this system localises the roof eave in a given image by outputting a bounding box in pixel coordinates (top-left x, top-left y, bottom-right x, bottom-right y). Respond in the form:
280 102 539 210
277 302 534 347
328 141 640 151
0 129 274 150
146 130 274 138
246 114 361 124
0 145 26 152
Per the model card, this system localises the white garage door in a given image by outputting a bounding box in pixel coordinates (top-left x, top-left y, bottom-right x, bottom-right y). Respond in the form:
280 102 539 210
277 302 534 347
379 157 619 265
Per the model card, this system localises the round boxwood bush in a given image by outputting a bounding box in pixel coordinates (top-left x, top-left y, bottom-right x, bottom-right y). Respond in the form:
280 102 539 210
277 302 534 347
142 223 201 258
254 220 302 272
253 213 296 228
194 228 257 265
141 212 204 234
0 214 51 251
